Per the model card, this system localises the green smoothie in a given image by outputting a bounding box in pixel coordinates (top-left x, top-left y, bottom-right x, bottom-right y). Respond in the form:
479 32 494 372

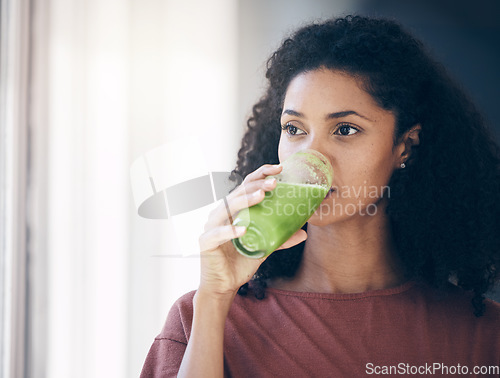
232 182 329 258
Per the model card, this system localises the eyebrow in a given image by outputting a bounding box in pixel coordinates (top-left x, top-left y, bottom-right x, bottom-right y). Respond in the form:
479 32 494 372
281 109 373 122
281 109 303 117
327 110 372 122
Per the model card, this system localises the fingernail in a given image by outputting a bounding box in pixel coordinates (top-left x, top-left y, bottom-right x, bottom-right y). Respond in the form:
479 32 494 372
264 178 276 187
235 226 246 235
254 189 263 197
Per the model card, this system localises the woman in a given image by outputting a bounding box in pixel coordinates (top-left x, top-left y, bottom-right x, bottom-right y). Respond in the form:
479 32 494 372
141 16 500 377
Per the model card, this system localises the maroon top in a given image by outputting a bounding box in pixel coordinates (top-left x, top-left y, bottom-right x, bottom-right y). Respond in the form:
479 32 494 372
140 281 500 377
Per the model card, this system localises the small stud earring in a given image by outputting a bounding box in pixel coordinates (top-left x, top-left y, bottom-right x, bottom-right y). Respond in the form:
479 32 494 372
400 162 406 169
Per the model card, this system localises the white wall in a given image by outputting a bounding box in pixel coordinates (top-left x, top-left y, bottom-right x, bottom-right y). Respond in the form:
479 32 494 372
127 1 239 376
31 0 240 377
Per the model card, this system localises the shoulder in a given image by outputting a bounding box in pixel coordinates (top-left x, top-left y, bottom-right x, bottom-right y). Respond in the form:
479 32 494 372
157 290 196 344
140 292 195 377
414 282 500 324
156 289 269 342
484 297 500 320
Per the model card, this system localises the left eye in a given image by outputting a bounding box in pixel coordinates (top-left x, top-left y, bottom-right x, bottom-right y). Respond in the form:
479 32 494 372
335 125 359 136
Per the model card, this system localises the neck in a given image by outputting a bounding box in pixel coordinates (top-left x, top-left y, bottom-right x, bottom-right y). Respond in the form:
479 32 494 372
272 204 405 294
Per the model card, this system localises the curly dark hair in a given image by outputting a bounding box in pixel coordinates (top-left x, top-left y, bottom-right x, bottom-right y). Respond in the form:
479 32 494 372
233 15 500 316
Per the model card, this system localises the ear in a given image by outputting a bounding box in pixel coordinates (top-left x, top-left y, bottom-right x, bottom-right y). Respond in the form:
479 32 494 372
396 124 421 168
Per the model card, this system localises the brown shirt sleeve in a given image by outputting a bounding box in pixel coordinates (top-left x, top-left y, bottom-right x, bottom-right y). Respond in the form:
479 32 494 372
140 291 195 378
140 337 186 378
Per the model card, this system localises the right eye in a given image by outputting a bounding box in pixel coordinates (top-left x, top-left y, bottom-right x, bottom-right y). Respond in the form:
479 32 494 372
281 123 305 136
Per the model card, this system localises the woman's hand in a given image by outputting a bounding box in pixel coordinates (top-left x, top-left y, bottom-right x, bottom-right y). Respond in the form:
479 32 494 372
197 164 307 299
179 164 307 378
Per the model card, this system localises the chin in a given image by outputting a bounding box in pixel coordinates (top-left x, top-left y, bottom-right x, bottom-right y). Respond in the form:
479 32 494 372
306 212 343 227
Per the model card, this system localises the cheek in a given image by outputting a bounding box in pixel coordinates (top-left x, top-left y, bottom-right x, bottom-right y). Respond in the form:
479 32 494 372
277 135 294 163
340 148 395 193
361 155 396 193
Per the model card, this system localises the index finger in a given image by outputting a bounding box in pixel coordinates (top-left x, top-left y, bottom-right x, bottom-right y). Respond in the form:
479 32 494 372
243 164 282 184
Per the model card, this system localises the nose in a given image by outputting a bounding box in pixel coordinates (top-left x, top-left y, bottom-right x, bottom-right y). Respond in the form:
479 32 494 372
278 130 334 166
303 135 333 166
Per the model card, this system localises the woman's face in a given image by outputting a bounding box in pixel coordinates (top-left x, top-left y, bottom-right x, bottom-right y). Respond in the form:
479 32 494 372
278 69 405 226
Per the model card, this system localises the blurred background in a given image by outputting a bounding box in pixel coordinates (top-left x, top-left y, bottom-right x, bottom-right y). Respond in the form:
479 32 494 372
1 0 499 377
